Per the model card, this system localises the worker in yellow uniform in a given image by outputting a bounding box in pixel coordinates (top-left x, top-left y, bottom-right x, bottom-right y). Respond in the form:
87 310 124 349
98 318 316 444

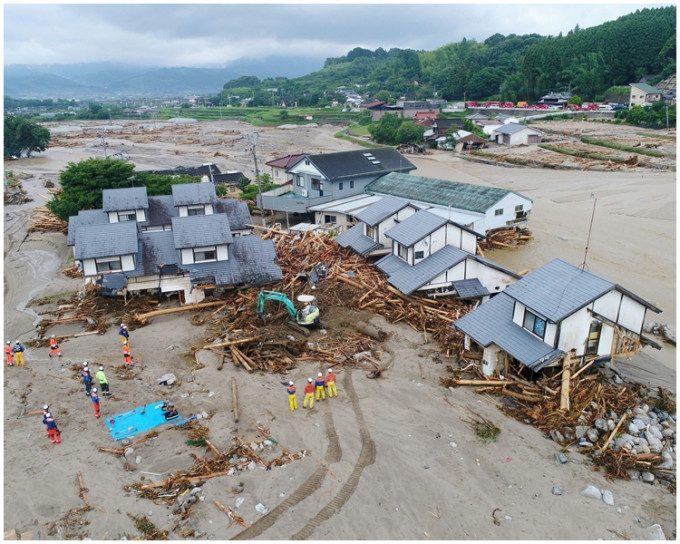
326 368 338 397
303 378 315 409
315 372 326 401
286 381 298 411
13 341 25 366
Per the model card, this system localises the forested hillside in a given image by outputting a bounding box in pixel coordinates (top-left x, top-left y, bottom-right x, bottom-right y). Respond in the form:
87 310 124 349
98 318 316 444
214 6 675 105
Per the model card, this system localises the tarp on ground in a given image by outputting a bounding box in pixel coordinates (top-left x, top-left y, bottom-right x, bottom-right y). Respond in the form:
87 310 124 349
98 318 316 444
107 401 183 441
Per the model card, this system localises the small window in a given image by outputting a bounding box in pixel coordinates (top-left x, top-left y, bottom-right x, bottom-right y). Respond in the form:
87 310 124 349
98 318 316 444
304 159 310 165
523 310 546 338
586 321 602 355
118 211 136 222
515 204 523 212
397 244 408 261
339 182 344 191
414 250 425 259
366 225 375 239
346 214 353 223
350 180 355 189
194 247 217 262
494 208 504 216
296 175 304 187
324 215 337 224
187 205 205 216
311 178 321 191
96 257 122 273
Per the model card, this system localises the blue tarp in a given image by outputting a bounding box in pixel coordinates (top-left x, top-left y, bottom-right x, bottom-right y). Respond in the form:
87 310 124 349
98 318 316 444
107 401 183 441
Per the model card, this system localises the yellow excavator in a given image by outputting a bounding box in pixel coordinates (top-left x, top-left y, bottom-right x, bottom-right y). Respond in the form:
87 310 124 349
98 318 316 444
256 290 325 337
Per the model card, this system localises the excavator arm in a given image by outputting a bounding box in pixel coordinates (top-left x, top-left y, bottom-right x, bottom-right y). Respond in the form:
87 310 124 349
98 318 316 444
256 290 299 319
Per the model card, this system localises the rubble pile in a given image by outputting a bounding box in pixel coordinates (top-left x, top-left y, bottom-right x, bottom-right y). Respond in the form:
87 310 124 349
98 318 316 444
28 206 68 234
478 227 533 251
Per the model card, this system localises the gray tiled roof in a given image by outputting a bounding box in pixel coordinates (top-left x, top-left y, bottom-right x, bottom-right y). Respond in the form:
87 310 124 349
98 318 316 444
454 292 564 371
367 172 530 213
128 231 178 277
384 210 448 247
74 222 138 260
298 148 416 181
355 195 414 226
102 187 148 212
335 223 380 256
146 195 175 226
67 209 108 245
630 82 661 94
172 183 217 206
493 123 541 135
214 199 253 231
171 214 233 249
453 278 490 299
380 245 469 295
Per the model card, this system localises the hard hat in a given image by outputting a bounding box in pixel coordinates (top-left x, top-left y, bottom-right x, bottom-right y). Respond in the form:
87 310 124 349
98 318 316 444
318 372 322 377
15 340 19 344
308 377 312 382
92 388 97 393
51 334 55 338
83 362 88 366
6 341 9 345
120 323 125 328
43 404 49 410
327 368 332 373
289 381 293 386
46 412 51 418
99 366 104 371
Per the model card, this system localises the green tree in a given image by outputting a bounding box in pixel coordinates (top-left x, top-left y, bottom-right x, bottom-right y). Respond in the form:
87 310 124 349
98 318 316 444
4 115 51 158
396 120 425 144
375 90 391 103
368 113 402 144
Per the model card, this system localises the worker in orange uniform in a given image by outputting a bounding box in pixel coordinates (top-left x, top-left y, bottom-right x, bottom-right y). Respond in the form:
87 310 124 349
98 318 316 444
286 381 298 411
303 378 315 409
49 335 62 357
91 388 101 418
5 341 14 366
326 368 338 398
315 372 326 401
13 340 25 366
123 343 132 365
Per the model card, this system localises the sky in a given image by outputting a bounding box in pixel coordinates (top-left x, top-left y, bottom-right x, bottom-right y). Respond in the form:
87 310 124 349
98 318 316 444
3 2 672 68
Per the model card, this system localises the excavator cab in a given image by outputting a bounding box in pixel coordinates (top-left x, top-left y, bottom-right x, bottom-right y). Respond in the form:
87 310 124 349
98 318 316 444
296 294 320 326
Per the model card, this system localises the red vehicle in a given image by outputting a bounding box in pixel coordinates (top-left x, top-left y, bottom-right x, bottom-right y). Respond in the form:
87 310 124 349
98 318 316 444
466 101 478 108
534 103 548 110
568 104 581 111
502 102 514 108
581 102 598 111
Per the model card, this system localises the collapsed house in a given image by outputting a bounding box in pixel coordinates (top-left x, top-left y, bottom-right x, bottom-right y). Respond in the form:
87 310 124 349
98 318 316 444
454 258 662 376
67 183 283 304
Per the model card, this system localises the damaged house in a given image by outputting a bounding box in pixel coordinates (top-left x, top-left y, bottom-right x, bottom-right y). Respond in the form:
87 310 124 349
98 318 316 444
67 183 283 304
454 258 662 377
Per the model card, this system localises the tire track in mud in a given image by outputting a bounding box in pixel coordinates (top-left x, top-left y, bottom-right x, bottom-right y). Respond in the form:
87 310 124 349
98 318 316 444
231 411 342 540
290 369 376 540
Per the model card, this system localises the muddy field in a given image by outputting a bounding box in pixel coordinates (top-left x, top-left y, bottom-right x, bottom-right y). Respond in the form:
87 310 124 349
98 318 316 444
3 117 677 540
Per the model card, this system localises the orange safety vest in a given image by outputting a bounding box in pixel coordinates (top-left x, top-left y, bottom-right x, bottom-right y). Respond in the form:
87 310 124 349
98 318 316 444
5 345 13 358
50 338 58 347
123 344 130 355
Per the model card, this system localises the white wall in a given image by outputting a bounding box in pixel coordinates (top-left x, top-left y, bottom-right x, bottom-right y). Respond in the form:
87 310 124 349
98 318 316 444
121 255 136 271
464 259 517 294
484 193 532 231
178 204 214 217
181 248 194 264
216 245 229 261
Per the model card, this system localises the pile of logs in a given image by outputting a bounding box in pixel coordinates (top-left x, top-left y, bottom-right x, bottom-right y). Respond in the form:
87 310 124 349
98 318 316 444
479 228 533 251
28 206 68 234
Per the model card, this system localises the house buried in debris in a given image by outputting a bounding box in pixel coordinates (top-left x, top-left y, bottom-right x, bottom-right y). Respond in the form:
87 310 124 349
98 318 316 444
67 183 283 304
454 258 662 378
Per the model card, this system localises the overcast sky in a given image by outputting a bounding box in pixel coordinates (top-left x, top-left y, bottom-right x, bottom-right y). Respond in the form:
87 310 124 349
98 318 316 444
3 2 671 68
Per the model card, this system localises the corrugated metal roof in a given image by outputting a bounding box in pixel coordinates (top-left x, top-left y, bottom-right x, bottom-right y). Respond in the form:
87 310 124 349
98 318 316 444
453 278 490 299
300 148 416 181
308 194 382 214
384 209 448 247
454 292 564 370
355 195 414 226
102 187 148 212
630 82 661 94
74 222 138 260
171 214 233 249
385 245 469 295
367 172 525 213
503 259 615 322
172 182 217 206
335 223 380 256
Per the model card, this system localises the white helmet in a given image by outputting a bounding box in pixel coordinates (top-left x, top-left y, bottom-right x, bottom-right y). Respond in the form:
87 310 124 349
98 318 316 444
308 377 313 382
51 334 55 338
43 404 49 410
327 368 332 373
92 388 97 393
318 372 322 377
289 381 293 386
121 324 125 328
83 362 89 367
45 412 51 418
6 341 10 345
99 366 104 371
15 340 19 344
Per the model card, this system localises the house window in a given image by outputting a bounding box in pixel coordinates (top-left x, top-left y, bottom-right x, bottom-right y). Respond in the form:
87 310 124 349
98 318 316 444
296 175 304 187
118 211 136 222
415 250 425 259
494 208 504 216
187 205 205 216
324 215 337 224
339 182 344 191
96 257 122 273
366 225 375 239
397 243 408 261
350 180 355 189
346 214 354 223
311 178 321 191
193 247 217 263
523 310 546 338
304 159 310 165
515 204 523 212
586 321 602 355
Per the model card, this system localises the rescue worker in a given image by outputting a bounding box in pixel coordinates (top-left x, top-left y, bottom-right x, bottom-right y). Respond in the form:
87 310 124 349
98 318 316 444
286 381 298 411
315 372 326 401
326 368 338 398
119 324 130 346
82 363 93 396
303 377 315 409
44 412 61 444
123 343 132 365
49 335 62 357
91 388 100 418
13 340 25 366
96 366 110 396
5 341 14 366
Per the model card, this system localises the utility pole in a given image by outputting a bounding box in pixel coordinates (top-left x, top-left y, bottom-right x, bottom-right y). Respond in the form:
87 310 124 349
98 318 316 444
101 129 108 159
250 133 265 226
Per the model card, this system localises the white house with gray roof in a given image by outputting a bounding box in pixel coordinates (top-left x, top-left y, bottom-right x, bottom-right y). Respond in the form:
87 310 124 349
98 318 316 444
491 122 543 145
454 258 662 376
374 209 519 298
68 182 282 304
366 172 532 234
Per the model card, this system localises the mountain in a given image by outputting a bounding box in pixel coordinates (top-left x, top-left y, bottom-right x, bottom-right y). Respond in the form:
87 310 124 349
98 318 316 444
3 56 326 100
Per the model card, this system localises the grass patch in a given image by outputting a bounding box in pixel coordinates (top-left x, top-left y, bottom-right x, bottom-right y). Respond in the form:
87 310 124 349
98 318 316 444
580 137 663 157
463 412 501 444
539 144 627 162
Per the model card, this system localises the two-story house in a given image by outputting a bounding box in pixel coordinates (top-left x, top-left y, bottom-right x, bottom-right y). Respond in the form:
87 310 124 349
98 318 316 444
629 83 662 106
365 172 532 234
454 258 662 377
68 183 282 304
257 148 416 217
264 153 308 186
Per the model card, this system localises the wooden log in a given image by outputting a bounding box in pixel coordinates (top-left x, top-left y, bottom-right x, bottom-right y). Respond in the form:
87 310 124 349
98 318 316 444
336 274 365 290
214 500 249 528
217 351 225 371
135 300 227 323
600 414 627 452
232 377 239 423
203 336 261 350
99 447 124 455
205 440 221 456
453 379 515 386
236 437 268 468
560 352 572 411
140 470 232 490
355 320 386 341
25 410 44 416
77 471 89 506
231 347 253 372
